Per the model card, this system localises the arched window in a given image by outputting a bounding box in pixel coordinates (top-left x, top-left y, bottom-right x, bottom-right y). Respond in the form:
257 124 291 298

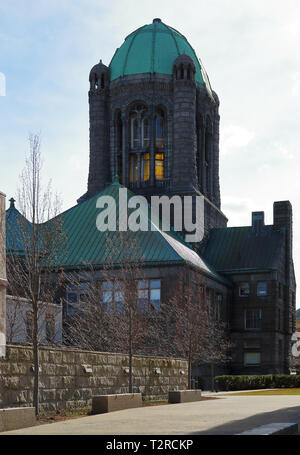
130 114 139 149
142 117 150 147
129 104 148 150
155 109 165 148
180 65 184 79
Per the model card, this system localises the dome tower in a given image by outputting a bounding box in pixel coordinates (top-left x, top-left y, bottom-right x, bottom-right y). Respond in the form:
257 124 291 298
80 18 227 234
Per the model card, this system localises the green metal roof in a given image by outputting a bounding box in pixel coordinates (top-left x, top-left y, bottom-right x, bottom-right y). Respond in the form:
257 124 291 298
201 226 285 274
6 198 32 254
109 18 212 89
42 180 226 283
6 180 228 285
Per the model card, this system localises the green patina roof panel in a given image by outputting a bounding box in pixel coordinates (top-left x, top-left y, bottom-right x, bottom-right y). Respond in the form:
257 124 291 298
109 19 210 88
6 181 228 285
201 226 285 273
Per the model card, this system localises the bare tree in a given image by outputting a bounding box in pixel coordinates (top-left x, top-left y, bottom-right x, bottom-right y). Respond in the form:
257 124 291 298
162 267 231 390
6 133 65 414
64 231 157 393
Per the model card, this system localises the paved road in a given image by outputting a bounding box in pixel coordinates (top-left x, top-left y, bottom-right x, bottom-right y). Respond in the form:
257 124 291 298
2 394 300 435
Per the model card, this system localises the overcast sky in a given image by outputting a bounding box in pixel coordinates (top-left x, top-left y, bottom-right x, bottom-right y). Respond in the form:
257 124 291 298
1 0 299 306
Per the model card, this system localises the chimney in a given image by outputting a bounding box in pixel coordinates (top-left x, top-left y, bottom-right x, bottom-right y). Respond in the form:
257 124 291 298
273 201 293 285
252 211 264 234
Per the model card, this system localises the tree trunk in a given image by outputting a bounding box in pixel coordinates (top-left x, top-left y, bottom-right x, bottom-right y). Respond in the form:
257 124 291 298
210 363 215 391
188 356 192 389
33 302 39 415
129 309 133 393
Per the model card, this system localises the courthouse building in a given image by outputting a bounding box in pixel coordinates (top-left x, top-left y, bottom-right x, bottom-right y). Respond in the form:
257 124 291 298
6 19 296 378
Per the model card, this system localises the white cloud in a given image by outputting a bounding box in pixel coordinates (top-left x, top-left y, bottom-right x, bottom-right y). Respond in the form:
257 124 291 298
220 125 255 156
291 72 300 97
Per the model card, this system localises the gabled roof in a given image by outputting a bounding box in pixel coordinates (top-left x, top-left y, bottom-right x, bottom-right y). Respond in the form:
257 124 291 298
201 225 285 274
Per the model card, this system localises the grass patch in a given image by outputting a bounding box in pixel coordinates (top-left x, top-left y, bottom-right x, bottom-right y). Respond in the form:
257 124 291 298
38 407 91 424
221 388 300 396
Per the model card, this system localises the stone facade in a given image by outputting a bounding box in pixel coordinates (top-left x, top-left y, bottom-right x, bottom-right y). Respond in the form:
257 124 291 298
0 192 6 358
0 345 188 412
228 202 296 375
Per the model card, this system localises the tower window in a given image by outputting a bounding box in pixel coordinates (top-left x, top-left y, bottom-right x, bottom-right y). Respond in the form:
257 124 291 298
155 152 164 180
130 115 139 149
129 154 138 182
155 110 165 148
129 104 148 150
142 152 150 181
142 118 150 147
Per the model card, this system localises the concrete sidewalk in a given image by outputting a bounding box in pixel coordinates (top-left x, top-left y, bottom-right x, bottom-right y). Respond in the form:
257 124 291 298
2 395 300 435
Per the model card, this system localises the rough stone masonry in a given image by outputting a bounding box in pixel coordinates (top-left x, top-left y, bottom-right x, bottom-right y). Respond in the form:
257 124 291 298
0 345 188 412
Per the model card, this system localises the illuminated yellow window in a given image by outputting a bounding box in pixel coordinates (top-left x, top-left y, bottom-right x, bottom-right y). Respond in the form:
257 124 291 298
155 153 164 180
129 154 138 182
142 153 150 181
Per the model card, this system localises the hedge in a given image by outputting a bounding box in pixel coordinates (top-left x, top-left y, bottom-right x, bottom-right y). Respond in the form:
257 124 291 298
214 374 300 391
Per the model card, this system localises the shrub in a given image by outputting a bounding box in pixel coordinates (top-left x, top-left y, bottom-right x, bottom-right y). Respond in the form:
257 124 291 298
214 374 300 391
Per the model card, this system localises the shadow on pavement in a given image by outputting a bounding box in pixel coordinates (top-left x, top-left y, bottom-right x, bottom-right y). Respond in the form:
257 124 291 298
189 405 300 435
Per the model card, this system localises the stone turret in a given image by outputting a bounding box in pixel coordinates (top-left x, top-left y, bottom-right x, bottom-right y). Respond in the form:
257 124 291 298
86 61 111 198
172 54 197 193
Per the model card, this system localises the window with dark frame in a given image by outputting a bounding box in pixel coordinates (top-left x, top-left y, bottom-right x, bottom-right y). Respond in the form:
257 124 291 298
245 309 262 330
239 282 250 297
101 281 124 313
257 281 267 296
66 283 89 315
244 352 261 366
138 279 161 312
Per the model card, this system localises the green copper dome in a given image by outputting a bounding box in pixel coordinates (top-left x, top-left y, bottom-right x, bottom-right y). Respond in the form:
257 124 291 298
109 18 212 88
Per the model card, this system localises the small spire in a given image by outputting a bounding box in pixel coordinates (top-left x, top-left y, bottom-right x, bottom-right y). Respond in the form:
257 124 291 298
9 197 15 208
153 18 161 23
113 174 119 184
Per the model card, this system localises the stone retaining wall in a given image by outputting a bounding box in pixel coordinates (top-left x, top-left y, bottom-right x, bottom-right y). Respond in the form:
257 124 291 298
0 345 188 412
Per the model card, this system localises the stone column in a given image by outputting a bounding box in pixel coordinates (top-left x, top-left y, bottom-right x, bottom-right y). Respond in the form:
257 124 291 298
0 191 7 357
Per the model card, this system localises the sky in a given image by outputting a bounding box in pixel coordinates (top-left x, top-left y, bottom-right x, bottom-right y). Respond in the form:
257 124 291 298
0 0 300 305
